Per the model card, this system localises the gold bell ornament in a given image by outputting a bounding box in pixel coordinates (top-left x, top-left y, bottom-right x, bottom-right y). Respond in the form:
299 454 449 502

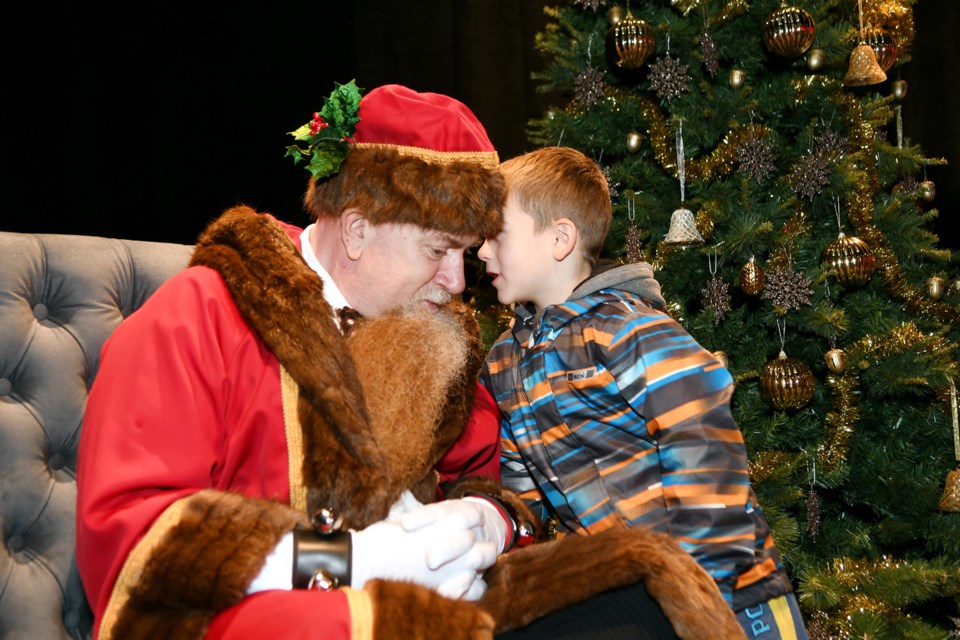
844 0 886 86
762 3 817 58
607 6 656 69
664 120 704 247
939 380 960 512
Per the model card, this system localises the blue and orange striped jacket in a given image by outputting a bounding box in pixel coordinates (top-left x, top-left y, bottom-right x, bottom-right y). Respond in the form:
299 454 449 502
482 262 793 610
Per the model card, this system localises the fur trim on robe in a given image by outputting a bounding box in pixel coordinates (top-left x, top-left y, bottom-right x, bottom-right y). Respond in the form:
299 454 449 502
107 206 746 640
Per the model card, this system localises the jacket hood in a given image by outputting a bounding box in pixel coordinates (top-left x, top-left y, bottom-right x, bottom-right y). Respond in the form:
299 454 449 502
571 260 666 310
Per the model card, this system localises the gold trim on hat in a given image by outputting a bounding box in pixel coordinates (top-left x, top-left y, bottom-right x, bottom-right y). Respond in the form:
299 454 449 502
352 142 499 168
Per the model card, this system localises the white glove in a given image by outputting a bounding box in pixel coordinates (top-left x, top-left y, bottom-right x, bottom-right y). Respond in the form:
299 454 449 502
351 508 497 601
386 489 426 521
401 497 510 554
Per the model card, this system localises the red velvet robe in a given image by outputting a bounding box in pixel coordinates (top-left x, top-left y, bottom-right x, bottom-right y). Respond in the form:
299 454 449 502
76 213 499 639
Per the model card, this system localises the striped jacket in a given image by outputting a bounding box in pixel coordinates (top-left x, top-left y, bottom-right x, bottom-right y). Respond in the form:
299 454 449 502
482 262 793 610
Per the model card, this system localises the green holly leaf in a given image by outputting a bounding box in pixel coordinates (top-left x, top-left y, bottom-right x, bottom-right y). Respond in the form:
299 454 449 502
285 79 364 180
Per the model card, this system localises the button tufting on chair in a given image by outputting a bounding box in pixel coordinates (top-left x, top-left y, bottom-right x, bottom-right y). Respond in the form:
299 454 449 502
0 231 194 639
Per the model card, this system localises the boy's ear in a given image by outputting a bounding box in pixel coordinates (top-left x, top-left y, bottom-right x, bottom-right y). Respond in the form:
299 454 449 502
553 218 578 261
341 208 370 261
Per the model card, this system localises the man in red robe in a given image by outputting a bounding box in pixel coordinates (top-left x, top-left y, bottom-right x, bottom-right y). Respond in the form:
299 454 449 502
76 83 515 640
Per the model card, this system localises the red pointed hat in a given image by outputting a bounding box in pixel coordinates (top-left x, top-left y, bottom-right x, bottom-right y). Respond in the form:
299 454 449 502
351 84 499 168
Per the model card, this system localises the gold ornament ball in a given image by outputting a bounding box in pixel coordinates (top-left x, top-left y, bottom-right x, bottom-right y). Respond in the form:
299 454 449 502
607 12 656 69
762 5 817 58
927 276 946 301
919 179 936 202
806 47 825 71
862 26 898 72
891 79 908 100
760 351 815 410
820 232 876 288
713 351 729 370
739 256 765 296
824 348 846 374
626 131 643 153
729 68 746 89
607 4 624 26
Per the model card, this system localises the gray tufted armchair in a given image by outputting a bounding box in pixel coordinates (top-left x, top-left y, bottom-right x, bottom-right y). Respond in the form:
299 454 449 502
0 232 193 639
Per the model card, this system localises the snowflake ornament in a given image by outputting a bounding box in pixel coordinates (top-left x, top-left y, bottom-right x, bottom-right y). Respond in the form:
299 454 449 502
702 275 732 324
763 264 813 312
648 54 691 102
791 152 831 200
573 66 606 110
572 0 607 9
736 133 777 183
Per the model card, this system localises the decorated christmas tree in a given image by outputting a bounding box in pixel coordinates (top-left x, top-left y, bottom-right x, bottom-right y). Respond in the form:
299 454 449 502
471 0 960 637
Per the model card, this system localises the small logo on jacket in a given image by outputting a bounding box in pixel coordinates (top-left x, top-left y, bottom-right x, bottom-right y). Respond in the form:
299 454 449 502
567 367 597 382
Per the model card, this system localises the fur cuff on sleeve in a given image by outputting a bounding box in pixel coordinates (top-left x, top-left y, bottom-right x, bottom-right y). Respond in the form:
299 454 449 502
106 490 304 639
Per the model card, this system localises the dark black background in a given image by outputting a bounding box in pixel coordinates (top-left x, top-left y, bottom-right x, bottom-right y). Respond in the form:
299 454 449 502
4 1 957 246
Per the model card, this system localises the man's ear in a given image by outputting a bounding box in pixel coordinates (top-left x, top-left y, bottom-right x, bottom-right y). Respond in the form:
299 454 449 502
553 218 578 261
341 208 370 261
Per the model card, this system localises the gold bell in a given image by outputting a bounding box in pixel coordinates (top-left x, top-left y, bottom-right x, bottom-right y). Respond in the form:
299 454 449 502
940 467 960 512
663 207 704 247
844 44 887 86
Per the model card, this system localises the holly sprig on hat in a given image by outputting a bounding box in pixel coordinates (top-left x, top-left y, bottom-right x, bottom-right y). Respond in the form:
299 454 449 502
285 80 363 180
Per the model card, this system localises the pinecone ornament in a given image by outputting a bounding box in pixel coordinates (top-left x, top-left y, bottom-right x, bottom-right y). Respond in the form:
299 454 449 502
699 29 719 77
625 224 644 263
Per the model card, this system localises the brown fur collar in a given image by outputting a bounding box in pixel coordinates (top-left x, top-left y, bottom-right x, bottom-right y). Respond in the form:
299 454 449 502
111 206 745 640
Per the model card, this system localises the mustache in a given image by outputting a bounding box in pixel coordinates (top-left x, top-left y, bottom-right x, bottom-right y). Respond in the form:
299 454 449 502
403 287 452 311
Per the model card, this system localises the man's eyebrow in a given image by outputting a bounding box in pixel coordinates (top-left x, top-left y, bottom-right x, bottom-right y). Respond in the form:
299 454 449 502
431 232 471 248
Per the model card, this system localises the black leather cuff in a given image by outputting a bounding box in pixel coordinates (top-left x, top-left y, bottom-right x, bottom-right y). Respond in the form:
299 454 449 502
292 528 352 589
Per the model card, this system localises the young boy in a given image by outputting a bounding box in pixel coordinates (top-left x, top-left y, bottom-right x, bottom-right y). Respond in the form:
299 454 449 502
479 146 808 640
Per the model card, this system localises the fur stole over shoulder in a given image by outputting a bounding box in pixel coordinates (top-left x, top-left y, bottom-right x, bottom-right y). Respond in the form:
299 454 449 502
110 206 744 640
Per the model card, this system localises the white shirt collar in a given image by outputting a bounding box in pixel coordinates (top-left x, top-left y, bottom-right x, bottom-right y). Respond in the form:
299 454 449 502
299 224 349 311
